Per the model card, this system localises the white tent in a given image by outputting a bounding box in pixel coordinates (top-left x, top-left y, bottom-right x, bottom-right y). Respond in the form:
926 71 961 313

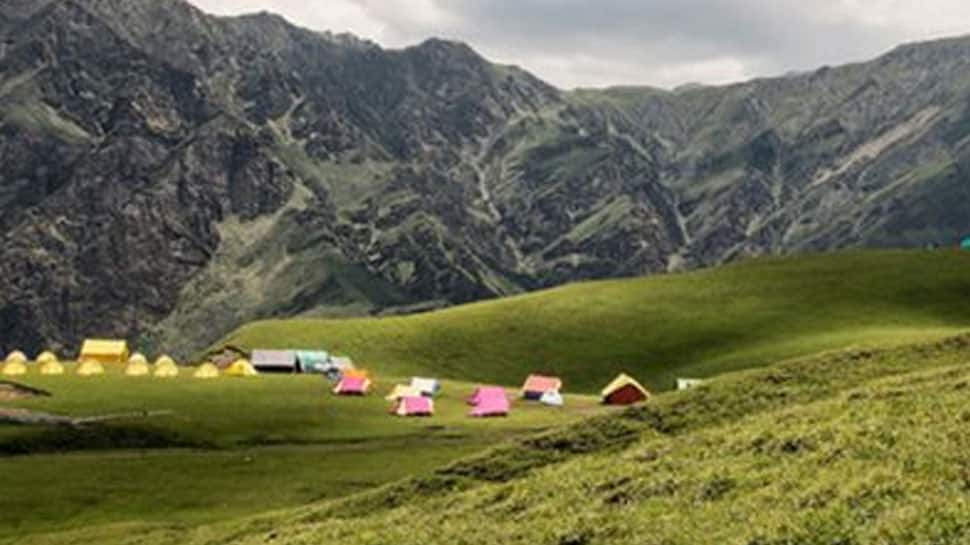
676 378 705 390
539 391 564 407
409 377 441 397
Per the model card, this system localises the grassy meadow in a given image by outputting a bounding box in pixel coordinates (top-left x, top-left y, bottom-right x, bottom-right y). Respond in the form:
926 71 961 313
57 330 970 545
222 250 970 391
0 365 601 542
3 249 970 544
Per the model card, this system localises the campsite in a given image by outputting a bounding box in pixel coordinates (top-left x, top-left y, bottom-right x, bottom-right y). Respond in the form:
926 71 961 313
2 250 970 544
9 0 970 539
0 364 602 540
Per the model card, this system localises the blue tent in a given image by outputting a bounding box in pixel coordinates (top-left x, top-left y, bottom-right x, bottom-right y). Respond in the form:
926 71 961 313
296 350 330 374
961 237 970 250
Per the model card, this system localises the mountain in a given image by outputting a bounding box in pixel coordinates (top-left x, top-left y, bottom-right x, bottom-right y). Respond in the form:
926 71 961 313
2 0 970 355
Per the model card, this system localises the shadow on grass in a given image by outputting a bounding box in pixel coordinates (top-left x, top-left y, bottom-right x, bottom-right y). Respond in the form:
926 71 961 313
0 423 210 456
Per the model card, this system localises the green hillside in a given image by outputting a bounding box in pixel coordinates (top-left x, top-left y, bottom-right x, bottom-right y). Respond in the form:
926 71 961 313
7 249 970 544
27 328 970 544
220 250 970 391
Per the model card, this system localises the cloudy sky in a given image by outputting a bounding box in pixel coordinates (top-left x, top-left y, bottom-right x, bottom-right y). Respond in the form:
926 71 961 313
189 0 970 89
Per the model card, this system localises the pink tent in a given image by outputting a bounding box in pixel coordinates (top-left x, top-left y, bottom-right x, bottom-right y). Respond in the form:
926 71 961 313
467 386 507 405
467 386 510 417
333 376 370 395
470 396 510 417
521 374 563 399
391 395 434 417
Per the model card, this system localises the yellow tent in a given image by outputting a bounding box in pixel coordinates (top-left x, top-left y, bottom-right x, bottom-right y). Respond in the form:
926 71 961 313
76 359 105 377
40 360 65 375
1 360 27 376
35 351 58 364
193 362 220 379
153 363 179 378
225 358 258 377
384 384 422 401
79 339 129 365
128 353 149 366
5 350 27 363
153 356 179 378
124 359 151 377
154 355 175 367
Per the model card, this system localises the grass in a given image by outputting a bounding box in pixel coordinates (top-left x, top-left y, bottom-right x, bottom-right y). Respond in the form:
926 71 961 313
219 249 970 392
7 249 970 544
80 330 970 545
0 365 600 541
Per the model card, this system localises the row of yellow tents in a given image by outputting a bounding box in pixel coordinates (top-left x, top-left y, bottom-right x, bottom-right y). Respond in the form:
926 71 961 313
1 348 258 379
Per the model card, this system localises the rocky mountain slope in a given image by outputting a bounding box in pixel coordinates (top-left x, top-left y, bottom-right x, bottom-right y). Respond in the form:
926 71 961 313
1 0 969 355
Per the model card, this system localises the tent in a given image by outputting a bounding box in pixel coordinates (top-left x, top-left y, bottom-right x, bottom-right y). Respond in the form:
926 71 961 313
521 374 563 400
601 373 650 405
343 368 369 379
76 359 105 377
296 351 330 374
320 357 356 381
962 237 970 250
40 360 65 375
124 359 151 377
467 386 508 406
79 339 129 365
128 353 148 366
469 396 510 417
153 355 179 378
251 350 298 373
539 391 564 407
676 378 705 390
35 351 58 364
467 386 510 417
385 384 423 401
124 352 150 376
390 395 434 417
410 377 441 397
153 361 179 378
5 350 26 363
333 376 370 395
194 362 220 379
1 360 27 376
225 358 258 377
154 355 176 367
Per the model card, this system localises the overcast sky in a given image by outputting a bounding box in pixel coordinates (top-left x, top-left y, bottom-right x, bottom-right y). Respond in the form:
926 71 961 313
188 0 970 89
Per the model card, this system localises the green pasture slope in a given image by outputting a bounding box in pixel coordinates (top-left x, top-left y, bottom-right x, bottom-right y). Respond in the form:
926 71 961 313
50 330 970 545
222 249 970 391
0 367 600 542
4 249 970 544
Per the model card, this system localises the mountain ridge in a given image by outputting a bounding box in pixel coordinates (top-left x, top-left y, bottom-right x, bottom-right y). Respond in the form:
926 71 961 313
1 0 969 356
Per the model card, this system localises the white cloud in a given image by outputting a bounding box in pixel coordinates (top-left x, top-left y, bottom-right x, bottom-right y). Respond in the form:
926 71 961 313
187 0 970 89
190 0 389 40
